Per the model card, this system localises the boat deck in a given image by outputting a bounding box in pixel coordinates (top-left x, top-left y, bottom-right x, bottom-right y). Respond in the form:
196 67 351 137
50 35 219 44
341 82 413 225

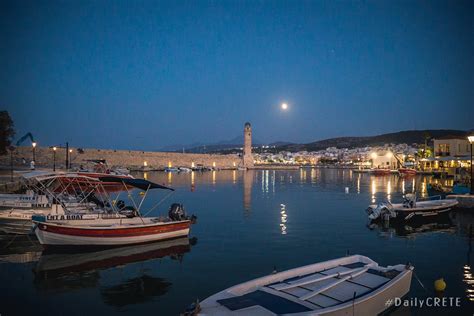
217 262 400 314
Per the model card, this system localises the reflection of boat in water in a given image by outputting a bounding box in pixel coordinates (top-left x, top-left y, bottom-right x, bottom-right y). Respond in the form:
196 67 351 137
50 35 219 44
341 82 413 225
369 168 391 176
195 255 413 316
0 234 42 263
35 237 195 275
366 194 458 222
398 168 416 176
368 215 456 238
101 274 172 307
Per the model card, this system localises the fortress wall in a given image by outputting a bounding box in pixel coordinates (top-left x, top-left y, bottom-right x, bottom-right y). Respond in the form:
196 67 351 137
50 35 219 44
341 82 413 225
0 146 241 169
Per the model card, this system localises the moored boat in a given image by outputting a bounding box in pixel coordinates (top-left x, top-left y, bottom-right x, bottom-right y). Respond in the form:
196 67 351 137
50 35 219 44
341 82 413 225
32 177 196 247
366 194 458 222
191 255 413 315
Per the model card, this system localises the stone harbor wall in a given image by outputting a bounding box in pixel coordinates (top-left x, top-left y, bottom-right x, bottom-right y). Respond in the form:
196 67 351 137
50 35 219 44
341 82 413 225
0 146 241 170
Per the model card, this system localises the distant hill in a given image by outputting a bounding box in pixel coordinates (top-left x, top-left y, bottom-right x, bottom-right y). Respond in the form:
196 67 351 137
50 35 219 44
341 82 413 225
160 136 266 153
278 129 470 152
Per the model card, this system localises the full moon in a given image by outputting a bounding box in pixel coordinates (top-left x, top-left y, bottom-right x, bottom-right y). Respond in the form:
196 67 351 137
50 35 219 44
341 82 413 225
281 103 288 110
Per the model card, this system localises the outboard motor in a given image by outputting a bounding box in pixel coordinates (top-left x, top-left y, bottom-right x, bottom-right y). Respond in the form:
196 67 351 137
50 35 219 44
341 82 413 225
402 194 416 208
168 203 187 221
366 202 396 221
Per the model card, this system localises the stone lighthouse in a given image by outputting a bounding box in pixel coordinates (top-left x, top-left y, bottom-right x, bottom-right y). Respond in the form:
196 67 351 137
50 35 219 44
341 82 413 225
243 122 254 168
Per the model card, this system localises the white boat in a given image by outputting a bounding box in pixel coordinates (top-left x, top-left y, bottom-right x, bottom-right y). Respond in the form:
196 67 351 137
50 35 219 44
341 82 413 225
366 194 458 222
194 255 413 315
0 173 114 235
165 167 180 173
0 190 49 209
0 204 72 235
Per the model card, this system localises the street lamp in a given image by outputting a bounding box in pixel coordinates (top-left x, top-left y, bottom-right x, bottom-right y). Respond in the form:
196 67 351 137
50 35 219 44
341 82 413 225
53 147 57 171
32 142 37 162
69 149 73 169
468 136 474 195
8 146 15 181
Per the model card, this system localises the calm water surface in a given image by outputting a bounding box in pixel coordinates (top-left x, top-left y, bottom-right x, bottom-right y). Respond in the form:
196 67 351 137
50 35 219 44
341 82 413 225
1 168 473 315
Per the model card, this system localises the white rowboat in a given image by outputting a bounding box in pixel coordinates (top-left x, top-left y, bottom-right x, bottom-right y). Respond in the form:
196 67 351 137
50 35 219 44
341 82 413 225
196 255 413 315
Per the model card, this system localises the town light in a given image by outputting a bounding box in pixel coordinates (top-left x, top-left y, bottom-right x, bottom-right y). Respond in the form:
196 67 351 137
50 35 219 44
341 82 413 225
52 146 57 171
168 161 172 168
32 142 37 148
469 135 474 194
371 152 377 159
386 152 393 158
191 162 195 168
143 161 147 167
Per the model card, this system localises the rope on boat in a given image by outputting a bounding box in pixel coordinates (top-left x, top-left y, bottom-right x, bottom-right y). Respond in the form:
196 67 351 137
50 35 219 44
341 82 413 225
142 190 175 217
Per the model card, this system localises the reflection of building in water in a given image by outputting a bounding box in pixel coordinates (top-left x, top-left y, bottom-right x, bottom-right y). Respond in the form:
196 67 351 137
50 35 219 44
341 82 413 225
243 170 254 212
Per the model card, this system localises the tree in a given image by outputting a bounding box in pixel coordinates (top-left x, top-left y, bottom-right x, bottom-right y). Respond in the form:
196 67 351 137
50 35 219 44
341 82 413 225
0 111 15 155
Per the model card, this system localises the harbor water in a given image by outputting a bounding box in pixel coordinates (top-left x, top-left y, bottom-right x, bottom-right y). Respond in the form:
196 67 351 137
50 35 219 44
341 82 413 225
1 168 473 315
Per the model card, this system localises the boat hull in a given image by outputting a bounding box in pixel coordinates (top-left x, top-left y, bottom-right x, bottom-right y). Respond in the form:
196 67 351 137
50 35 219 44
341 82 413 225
198 255 413 316
368 199 458 222
34 220 191 246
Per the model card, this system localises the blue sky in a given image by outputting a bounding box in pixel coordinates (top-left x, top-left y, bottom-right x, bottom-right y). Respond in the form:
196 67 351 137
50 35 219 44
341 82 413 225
1 0 473 150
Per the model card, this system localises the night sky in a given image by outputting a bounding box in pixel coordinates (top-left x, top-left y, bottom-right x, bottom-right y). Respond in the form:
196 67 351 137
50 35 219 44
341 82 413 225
1 0 473 150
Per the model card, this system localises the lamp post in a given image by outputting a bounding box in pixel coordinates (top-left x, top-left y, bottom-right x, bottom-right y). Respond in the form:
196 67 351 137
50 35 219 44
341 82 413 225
65 142 69 170
69 149 73 169
32 142 37 162
53 147 57 171
8 146 15 182
468 136 474 195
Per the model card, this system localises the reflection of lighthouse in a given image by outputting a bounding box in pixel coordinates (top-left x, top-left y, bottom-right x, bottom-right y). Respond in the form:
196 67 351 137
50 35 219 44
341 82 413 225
243 169 254 213
242 122 254 168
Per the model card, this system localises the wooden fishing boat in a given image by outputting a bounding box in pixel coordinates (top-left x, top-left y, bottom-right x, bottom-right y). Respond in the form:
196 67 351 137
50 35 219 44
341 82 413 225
397 168 417 176
32 177 196 247
192 255 413 315
33 216 191 246
366 194 458 222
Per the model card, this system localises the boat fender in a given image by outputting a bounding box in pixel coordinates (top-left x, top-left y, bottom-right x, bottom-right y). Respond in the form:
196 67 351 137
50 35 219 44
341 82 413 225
434 278 446 292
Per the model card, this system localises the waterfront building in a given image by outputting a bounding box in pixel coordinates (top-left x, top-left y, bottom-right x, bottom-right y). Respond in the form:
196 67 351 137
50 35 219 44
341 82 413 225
419 137 472 178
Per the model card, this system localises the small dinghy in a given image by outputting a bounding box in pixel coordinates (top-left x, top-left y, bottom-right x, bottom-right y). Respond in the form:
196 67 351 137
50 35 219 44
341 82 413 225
366 194 458 222
193 255 413 315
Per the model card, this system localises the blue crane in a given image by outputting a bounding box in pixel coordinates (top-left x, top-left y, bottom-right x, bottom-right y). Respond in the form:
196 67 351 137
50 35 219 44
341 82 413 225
15 132 35 146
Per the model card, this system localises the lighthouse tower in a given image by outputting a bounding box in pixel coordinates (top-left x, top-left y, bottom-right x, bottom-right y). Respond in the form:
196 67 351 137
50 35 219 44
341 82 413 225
243 122 254 168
